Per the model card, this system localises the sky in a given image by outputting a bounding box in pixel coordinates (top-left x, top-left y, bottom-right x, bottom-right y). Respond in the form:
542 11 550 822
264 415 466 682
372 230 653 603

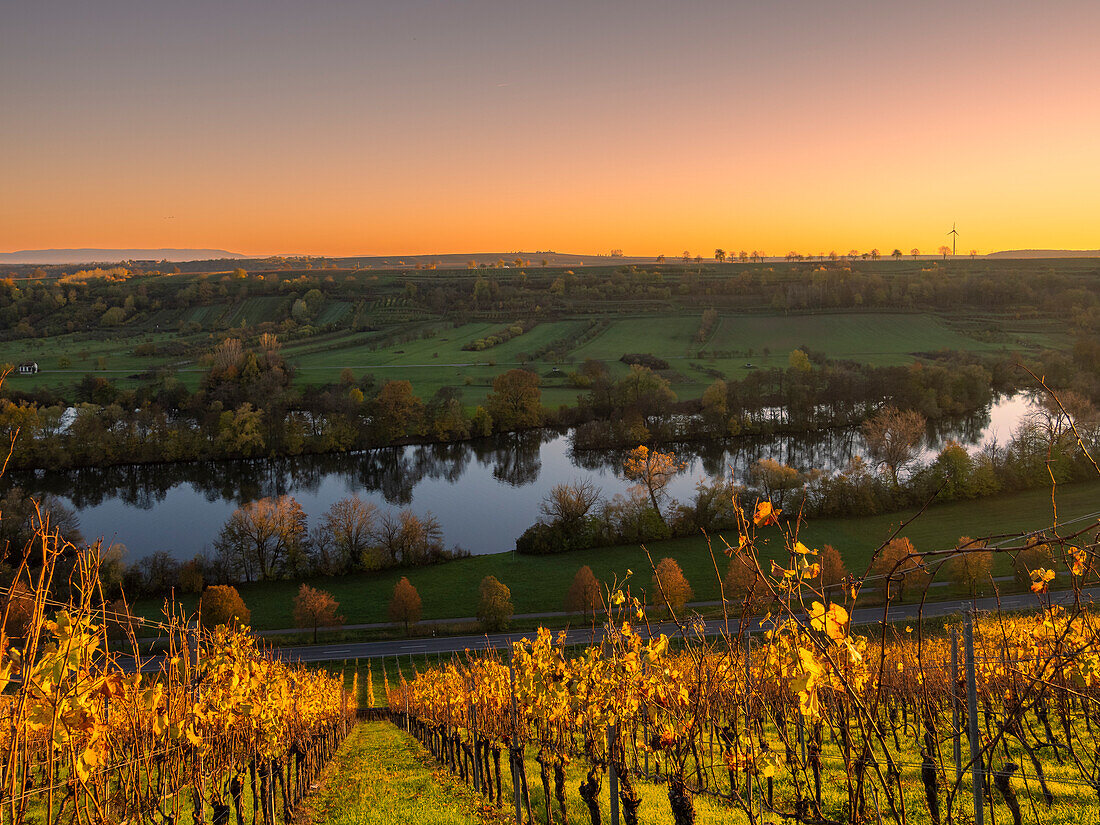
2 0 1098 257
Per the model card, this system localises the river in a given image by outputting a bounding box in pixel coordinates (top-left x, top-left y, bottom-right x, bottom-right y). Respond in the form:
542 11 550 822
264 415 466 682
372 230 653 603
9 393 1039 563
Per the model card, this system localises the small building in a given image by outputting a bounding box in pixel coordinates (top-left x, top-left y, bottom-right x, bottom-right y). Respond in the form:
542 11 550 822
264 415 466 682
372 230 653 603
17 362 38 375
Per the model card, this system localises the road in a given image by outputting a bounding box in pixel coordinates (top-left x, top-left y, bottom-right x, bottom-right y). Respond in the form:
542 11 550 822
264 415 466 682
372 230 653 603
268 585 1100 665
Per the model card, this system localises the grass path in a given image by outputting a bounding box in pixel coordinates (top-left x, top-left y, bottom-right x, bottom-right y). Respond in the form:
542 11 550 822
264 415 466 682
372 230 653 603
298 722 507 825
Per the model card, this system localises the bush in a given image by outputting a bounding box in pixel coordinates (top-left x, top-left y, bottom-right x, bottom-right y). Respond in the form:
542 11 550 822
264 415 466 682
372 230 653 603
620 353 670 370
199 585 251 629
477 575 513 631
515 521 571 555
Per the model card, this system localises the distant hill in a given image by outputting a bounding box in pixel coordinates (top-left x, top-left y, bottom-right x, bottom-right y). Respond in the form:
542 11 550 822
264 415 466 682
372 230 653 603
987 249 1100 259
0 248 246 264
325 252 659 268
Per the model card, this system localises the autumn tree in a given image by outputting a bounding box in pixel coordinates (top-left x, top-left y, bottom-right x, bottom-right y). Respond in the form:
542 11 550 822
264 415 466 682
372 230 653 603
565 565 602 622
214 495 307 581
723 555 765 612
819 545 848 591
199 585 251 629
486 369 542 430
750 458 804 508
623 445 686 523
477 575 514 631
938 245 951 259
651 557 693 612
861 406 926 486
788 348 812 372
371 380 425 442
949 536 992 597
1013 538 1054 587
389 576 422 632
292 584 344 642
871 538 928 600
0 579 36 638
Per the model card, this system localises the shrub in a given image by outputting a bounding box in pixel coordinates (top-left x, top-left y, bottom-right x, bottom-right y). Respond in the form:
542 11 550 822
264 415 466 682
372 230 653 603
199 585 251 629
477 575 513 631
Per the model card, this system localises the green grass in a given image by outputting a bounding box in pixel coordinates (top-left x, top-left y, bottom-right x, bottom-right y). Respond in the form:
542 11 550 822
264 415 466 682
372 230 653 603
2 304 1065 402
134 480 1100 632
306 719 1099 825
298 721 502 825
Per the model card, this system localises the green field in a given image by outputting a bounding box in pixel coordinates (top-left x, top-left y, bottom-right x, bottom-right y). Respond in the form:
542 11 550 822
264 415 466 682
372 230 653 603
304 717 1098 825
135 480 1100 633
1 304 1066 405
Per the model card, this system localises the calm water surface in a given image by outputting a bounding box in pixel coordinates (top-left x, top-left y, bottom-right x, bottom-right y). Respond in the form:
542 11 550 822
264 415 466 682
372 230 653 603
12 394 1038 562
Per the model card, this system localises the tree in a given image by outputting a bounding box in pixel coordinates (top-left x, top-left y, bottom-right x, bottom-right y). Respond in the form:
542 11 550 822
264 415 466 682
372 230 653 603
215 402 266 456
871 538 928 600
320 495 378 573
565 565 602 622
477 575 513 631
1013 538 1054 588
0 579 36 638
388 577 422 632
938 245 951 259
861 406 926 486
540 480 601 541
214 496 308 581
199 585 251 628
749 458 804 508
623 445 686 523
948 537 992 597
373 509 444 567
486 369 542 430
911 248 920 259
714 248 726 263
788 348 812 372
371 380 424 442
891 249 903 261
819 545 848 591
651 557 692 612
615 365 676 427
292 584 343 642
724 555 765 612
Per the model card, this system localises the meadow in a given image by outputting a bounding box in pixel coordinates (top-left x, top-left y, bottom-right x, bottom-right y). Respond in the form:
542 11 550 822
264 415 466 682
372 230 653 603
133 479 1100 632
0 258 1072 407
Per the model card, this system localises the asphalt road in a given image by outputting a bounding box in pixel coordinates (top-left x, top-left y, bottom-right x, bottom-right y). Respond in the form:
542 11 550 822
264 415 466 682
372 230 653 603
269 585 1100 665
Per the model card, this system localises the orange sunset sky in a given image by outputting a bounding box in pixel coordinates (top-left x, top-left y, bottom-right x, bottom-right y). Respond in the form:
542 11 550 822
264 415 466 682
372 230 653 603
2 1 1098 258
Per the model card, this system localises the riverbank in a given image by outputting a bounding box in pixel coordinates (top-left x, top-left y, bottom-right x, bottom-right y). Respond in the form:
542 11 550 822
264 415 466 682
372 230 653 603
132 479 1100 632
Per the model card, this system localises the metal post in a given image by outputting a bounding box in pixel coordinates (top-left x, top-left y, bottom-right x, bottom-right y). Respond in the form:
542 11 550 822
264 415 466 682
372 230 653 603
951 626 961 785
509 661 522 825
963 612 984 825
469 698 480 793
797 713 807 766
609 724 619 825
744 638 753 818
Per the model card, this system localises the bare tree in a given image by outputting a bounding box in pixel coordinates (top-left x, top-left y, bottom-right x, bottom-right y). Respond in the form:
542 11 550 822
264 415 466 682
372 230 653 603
861 406 926 486
540 480 602 535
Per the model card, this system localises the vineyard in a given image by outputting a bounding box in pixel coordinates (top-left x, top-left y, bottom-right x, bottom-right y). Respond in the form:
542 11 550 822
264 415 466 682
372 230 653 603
382 504 1100 825
0 536 355 824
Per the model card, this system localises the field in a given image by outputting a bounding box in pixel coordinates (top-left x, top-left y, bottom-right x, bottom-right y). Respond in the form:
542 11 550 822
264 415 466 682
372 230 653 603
0 259 1073 407
133 480 1100 632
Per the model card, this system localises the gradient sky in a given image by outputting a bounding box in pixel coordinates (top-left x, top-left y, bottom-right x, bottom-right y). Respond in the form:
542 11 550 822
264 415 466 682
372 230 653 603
3 0 1098 257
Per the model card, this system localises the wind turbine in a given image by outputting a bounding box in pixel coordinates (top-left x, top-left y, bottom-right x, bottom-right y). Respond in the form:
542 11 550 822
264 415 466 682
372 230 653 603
948 222 959 257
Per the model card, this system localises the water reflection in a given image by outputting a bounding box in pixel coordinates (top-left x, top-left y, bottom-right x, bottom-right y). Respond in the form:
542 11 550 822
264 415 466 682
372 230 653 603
4 394 1036 561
